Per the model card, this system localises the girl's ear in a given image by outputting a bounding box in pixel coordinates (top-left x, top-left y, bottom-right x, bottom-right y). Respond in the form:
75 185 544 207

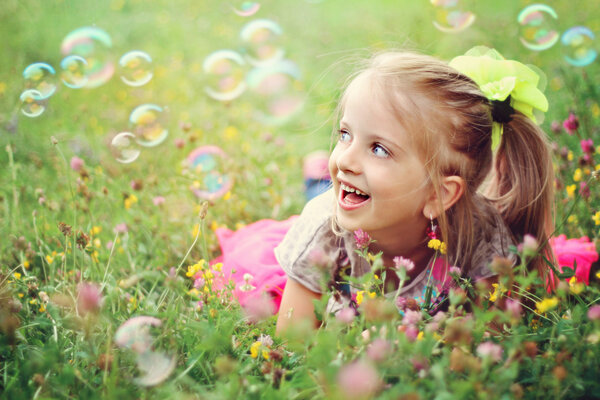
423 176 466 219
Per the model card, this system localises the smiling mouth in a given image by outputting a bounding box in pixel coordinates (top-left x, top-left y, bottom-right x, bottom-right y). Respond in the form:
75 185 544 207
339 183 371 209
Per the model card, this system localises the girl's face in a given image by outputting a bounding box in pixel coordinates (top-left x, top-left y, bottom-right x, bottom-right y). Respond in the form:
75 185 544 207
328 74 432 247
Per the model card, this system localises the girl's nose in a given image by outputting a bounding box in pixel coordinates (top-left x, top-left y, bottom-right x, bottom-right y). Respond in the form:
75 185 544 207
335 143 362 174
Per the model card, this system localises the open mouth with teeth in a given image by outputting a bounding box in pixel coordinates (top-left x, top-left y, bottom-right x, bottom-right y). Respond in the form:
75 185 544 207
340 182 371 207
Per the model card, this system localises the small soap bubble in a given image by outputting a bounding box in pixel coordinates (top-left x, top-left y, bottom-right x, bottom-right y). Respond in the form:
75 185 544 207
518 4 559 51
60 55 88 89
240 19 284 67
23 63 57 99
19 89 46 117
561 26 597 67
61 27 114 88
115 316 162 353
111 132 141 163
246 60 304 125
430 0 475 33
119 50 153 87
185 146 233 200
232 1 260 17
133 351 176 387
130 104 168 147
203 50 247 102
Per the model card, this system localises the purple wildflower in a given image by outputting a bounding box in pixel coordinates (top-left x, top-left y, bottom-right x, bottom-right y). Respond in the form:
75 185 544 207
563 112 579 135
353 229 371 249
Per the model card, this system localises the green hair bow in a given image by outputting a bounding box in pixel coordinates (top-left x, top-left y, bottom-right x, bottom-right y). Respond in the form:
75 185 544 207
449 46 549 150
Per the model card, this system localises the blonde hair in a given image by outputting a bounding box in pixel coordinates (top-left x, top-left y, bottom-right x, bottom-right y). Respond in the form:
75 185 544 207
334 50 555 283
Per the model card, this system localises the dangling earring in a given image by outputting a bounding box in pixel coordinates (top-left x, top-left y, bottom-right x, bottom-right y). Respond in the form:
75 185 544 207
426 214 439 240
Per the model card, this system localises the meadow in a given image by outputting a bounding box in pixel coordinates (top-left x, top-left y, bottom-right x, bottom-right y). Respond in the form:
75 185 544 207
1 0 600 398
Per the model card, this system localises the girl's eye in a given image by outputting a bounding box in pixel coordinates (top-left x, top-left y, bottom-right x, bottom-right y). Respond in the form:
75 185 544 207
372 144 390 158
338 129 351 143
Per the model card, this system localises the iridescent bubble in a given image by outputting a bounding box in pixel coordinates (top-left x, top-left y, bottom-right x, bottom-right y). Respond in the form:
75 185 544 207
518 4 559 51
111 132 141 164
431 0 475 33
186 146 233 200
240 19 284 67
232 1 260 17
561 26 597 67
246 60 304 125
23 63 57 99
60 27 114 88
203 50 247 102
60 55 88 89
19 89 46 117
119 50 153 87
133 351 176 387
115 316 162 353
130 104 168 147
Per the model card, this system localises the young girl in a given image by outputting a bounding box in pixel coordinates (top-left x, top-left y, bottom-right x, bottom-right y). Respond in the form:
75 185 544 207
213 47 555 334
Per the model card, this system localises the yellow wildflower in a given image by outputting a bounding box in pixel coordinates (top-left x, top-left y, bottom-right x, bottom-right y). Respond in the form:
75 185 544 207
567 151 573 161
223 191 232 201
569 277 584 295
417 331 424 341
567 215 578 224
573 168 582 182
596 271 600 280
39 304 46 312
536 297 558 313
46 255 54 264
250 341 261 358
224 126 239 140
213 263 223 272
124 194 138 209
90 226 102 235
592 211 600 226
368 291 376 299
204 271 214 280
209 309 217 318
565 184 576 199
356 290 365 305
440 242 447 255
13 272 21 280
262 350 270 360
18 293 24 298
188 288 200 297
23 260 30 269
428 239 447 253
489 283 500 302
29 299 38 305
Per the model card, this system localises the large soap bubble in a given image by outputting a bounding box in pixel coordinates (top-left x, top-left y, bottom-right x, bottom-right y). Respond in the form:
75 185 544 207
518 4 559 51
185 146 234 200
60 27 114 88
246 60 304 125
129 104 168 147
119 51 154 87
240 19 284 67
19 89 46 117
23 63 57 99
431 0 475 33
561 26 597 67
111 132 141 163
232 1 260 17
203 50 247 102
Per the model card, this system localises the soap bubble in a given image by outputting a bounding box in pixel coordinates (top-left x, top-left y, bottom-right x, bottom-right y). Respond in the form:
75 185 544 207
111 132 141 163
60 55 88 89
130 104 168 147
60 27 114 88
119 50 153 87
232 1 260 17
431 0 475 33
203 50 247 102
240 19 284 67
133 351 176 387
561 26 597 67
19 89 46 117
246 60 304 125
518 4 559 51
185 146 233 200
23 63 57 99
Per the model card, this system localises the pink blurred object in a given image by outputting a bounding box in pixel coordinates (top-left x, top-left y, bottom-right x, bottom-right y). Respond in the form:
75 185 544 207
550 234 598 285
302 150 330 180
212 216 298 312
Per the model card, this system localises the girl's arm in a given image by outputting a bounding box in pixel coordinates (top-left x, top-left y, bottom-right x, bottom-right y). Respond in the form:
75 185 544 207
275 279 321 336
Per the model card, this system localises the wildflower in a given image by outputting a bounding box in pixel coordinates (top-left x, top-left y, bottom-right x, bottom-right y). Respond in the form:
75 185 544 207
588 305 600 321
562 112 579 135
242 293 275 323
250 341 261 358
488 283 502 302
77 282 103 315
536 297 558 313
581 138 595 154
505 298 522 319
13 272 21 280
367 338 391 362
124 194 138 209
405 325 419 342
393 256 415 273
580 182 590 199
239 273 256 292
567 150 574 161
449 266 461 276
90 226 102 236
130 179 143 191
597 271 600 280
550 120 561 134
114 223 128 233
70 156 84 171
569 276 585 295
521 234 538 256
337 361 381 399
152 196 165 206
353 229 371 249
174 138 185 148
476 342 503 362
427 238 446 254
573 168 582 182
335 307 356 324
402 309 422 326
196 300 204 311
356 290 365 305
